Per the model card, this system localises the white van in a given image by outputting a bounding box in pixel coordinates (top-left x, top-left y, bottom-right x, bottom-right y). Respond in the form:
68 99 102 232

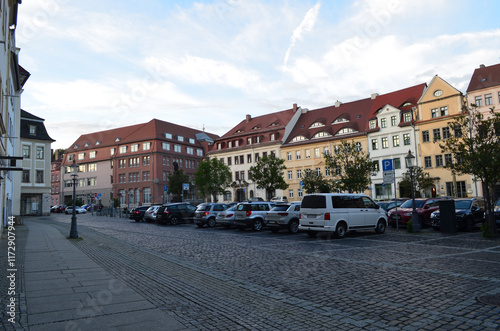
299 193 387 238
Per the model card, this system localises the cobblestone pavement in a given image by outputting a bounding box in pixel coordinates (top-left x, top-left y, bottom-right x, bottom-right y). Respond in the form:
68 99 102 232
10 214 500 330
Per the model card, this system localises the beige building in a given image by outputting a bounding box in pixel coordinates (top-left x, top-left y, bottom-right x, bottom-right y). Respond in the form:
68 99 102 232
415 75 474 197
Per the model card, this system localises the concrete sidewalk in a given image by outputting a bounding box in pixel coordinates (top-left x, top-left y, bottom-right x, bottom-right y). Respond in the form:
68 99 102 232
6 219 188 331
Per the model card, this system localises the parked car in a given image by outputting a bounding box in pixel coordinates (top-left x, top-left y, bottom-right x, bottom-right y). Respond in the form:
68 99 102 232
156 203 196 225
55 205 66 213
216 205 237 227
129 206 151 222
377 199 408 212
270 196 288 203
64 206 87 214
234 202 275 231
431 198 485 232
265 202 301 234
144 205 161 223
299 193 387 238
50 205 60 213
194 203 229 228
388 198 444 228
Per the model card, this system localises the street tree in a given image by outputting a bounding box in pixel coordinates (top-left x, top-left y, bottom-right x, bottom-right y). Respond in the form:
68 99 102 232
249 154 289 200
324 140 377 193
302 169 331 194
194 158 231 202
398 167 435 198
439 105 500 237
167 169 190 201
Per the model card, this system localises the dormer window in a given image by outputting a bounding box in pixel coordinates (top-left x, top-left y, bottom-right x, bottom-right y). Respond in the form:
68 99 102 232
164 133 172 139
291 135 307 142
115 137 121 142
177 135 184 142
84 142 89 147
268 122 278 127
369 120 377 129
332 117 348 124
189 138 195 144
235 129 244 134
96 141 101 145
309 122 325 128
29 125 36 135
73 144 79 149
251 126 260 130
336 128 356 135
312 132 332 139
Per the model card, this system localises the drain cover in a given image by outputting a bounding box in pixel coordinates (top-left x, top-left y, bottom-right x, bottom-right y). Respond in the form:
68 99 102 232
477 294 500 306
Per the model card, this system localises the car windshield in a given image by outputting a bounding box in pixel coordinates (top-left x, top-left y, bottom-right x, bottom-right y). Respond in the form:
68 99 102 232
226 206 236 211
400 200 426 208
196 205 211 211
455 200 472 209
271 205 289 211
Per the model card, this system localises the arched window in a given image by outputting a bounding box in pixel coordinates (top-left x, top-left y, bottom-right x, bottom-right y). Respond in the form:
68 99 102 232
312 131 332 139
336 128 357 135
309 122 325 129
291 135 307 142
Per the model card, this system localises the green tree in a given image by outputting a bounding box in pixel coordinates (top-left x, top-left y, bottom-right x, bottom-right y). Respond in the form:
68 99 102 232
324 140 377 193
167 169 190 201
302 169 331 194
249 154 289 200
439 105 500 237
399 166 434 198
194 158 231 202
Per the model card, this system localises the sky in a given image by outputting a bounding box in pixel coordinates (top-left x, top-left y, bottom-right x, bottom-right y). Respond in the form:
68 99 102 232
16 0 500 150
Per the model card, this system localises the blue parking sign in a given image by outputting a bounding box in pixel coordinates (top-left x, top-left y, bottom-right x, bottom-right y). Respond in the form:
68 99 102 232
382 159 393 171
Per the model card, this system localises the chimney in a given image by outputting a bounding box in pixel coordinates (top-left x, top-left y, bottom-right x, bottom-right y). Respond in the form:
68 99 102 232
293 103 297 111
246 114 251 122
371 93 379 99
480 64 485 68
335 100 342 107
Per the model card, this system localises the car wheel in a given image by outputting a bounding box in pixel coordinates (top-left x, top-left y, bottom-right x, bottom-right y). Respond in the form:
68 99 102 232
375 219 386 234
307 231 318 238
288 219 299 234
196 223 204 228
207 217 216 228
170 216 179 225
253 219 263 231
335 222 347 238
270 228 279 234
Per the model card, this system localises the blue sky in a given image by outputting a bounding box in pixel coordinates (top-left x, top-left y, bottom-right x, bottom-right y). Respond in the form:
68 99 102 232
17 0 500 149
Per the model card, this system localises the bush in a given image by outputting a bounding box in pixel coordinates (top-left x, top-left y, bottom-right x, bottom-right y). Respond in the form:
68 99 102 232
481 222 494 238
407 220 413 233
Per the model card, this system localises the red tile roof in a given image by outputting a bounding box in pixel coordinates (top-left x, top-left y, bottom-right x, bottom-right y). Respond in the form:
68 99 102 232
466 63 500 92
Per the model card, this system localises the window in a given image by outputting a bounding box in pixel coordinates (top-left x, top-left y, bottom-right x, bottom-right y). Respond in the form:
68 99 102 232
404 113 411 122
297 169 302 179
325 167 330 176
227 157 232 165
372 139 378 150
435 155 443 167
177 135 184 142
240 171 245 181
88 163 97 172
381 137 389 149
142 171 151 181
380 118 386 128
22 145 30 158
422 130 430 142
119 146 127 154
296 151 301 160
431 108 439 118
89 151 96 159
88 177 97 186
78 164 86 172
78 153 85 160
143 156 150 166
288 170 292 180
162 142 170 151
239 155 244 164
174 145 182 153
22 170 30 183
186 147 194 155
444 153 453 166
314 148 320 158
165 133 172 139
143 142 151 150
309 121 325 128
442 127 450 139
119 159 126 168
373 160 379 172
391 116 397 126
131 144 139 152
485 94 493 106
433 128 441 141
475 96 483 107
393 158 401 169
305 149 310 159
324 147 329 155
298 189 303 198
369 120 376 129
316 167 321 176
454 126 462 138
287 152 292 161
143 188 151 204
355 142 361 152
196 149 203 157
270 133 275 141
110 148 116 156
248 170 252 180
36 170 43 183
392 135 399 147
423 156 431 168
289 189 294 198
440 106 448 116
403 133 410 145
234 156 239 165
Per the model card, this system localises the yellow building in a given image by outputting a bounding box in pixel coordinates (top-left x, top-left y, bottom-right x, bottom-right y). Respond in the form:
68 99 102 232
415 75 475 197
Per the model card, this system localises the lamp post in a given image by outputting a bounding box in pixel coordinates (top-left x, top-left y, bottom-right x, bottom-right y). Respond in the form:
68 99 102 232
69 160 79 238
405 150 420 233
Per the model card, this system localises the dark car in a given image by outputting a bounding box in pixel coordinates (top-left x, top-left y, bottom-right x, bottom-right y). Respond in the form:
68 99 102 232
430 198 485 232
129 206 151 222
193 203 228 228
388 198 444 228
156 203 196 225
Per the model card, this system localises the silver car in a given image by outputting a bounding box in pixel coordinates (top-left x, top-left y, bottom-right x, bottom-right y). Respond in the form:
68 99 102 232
266 202 301 234
216 205 237 228
194 203 229 228
144 205 161 223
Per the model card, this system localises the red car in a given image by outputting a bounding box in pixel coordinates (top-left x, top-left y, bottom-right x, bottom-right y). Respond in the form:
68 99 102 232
388 198 443 228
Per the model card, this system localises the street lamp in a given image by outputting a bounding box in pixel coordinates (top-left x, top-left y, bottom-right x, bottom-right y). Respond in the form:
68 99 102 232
405 150 420 233
69 160 79 238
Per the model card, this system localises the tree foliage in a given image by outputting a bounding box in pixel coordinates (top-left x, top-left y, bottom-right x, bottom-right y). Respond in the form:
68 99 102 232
399 167 434 198
194 158 231 202
439 105 500 237
302 169 331 194
249 154 289 200
324 140 377 193
167 169 190 201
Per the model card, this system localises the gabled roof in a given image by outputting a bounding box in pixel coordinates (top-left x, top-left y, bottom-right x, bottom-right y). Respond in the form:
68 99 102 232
370 83 427 116
220 108 296 139
466 63 500 92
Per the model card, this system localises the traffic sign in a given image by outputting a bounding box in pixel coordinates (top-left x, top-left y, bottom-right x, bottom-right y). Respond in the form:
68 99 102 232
164 185 168 192
383 170 394 184
382 159 393 171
